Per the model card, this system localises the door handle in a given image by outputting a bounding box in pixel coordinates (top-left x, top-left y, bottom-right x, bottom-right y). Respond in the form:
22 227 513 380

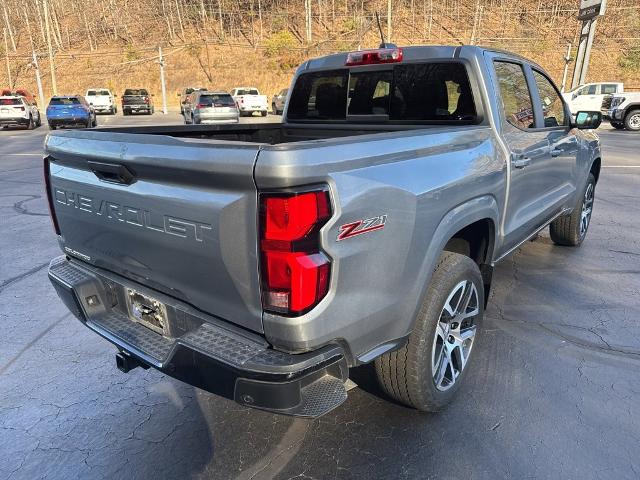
511 155 531 169
550 149 563 157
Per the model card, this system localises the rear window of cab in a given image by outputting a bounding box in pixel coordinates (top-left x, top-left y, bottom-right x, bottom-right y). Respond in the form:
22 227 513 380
0 98 22 105
49 97 81 106
287 62 477 124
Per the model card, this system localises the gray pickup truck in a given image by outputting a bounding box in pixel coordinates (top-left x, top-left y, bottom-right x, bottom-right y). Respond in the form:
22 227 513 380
45 45 602 418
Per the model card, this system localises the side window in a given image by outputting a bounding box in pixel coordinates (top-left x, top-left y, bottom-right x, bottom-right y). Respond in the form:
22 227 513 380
585 85 597 95
494 61 535 129
532 70 566 127
601 84 618 95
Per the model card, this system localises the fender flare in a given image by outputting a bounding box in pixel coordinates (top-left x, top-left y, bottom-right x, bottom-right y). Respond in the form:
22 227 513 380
408 194 500 330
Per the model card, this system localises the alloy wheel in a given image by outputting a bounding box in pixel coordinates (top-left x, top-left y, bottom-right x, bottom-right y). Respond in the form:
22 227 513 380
431 280 479 391
580 182 594 238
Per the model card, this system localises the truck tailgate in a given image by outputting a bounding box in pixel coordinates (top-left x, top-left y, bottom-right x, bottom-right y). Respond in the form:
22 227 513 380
45 130 264 333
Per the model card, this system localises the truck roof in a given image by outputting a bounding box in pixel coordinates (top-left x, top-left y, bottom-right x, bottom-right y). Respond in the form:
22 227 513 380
299 45 546 73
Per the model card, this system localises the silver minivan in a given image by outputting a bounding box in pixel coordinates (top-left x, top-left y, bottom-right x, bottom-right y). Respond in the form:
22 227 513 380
184 91 239 124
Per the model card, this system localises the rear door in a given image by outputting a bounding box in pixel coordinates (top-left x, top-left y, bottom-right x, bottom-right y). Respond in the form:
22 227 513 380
490 59 562 254
46 131 264 332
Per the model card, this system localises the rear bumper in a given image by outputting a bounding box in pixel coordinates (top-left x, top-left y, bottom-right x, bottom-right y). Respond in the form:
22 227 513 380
0 116 29 126
48 116 90 126
195 115 239 124
48 256 349 417
123 105 151 111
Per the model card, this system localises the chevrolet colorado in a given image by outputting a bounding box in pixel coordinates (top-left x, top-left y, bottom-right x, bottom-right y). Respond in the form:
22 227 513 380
45 45 602 418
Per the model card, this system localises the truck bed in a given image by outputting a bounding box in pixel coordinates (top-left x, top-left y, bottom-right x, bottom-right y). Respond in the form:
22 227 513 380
91 122 404 144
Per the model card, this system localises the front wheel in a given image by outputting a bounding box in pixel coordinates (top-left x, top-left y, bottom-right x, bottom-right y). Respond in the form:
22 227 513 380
375 252 483 411
550 173 595 246
624 109 640 131
610 122 624 130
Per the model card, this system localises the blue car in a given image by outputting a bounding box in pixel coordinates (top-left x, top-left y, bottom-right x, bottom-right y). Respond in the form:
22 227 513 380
47 95 96 130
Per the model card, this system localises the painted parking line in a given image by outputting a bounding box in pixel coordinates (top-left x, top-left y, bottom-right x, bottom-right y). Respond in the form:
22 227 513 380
602 165 640 168
2 153 42 156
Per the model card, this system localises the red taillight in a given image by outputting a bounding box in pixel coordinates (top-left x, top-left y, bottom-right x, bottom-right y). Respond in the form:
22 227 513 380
43 157 61 235
144 96 149 104
259 189 332 315
196 103 205 108
345 47 403 66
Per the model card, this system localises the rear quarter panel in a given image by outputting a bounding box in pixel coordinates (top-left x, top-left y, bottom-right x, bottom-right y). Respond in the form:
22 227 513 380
254 127 506 359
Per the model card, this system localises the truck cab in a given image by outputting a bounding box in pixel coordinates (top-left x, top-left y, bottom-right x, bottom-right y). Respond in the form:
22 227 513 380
563 82 623 114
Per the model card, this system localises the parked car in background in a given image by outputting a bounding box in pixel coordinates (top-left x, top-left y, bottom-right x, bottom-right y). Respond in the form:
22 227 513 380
602 91 640 131
230 87 268 116
271 88 288 115
122 88 154 115
45 45 602 418
563 82 623 115
183 91 239 124
46 95 96 129
178 87 207 115
0 95 42 129
85 89 117 114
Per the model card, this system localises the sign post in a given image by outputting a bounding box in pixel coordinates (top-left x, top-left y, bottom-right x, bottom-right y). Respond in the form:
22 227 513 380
570 0 607 89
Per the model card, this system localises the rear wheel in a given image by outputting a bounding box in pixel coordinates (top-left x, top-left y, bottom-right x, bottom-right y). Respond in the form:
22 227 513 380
261 110 267 117
624 109 640 131
550 173 595 246
26 116 34 130
375 252 483 411
36 113 42 127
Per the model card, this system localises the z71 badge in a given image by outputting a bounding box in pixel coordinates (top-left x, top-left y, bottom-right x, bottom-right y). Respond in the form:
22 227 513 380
337 215 387 241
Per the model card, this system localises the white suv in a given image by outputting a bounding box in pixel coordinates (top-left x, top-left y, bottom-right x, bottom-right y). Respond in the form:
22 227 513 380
0 95 42 129
85 89 117 114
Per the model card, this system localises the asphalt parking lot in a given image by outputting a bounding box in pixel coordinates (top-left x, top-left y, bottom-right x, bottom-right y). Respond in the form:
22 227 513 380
1 113 639 479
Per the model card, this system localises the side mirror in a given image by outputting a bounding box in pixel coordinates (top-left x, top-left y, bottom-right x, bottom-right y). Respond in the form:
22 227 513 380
574 111 602 130
572 93 578 100
89 102 94 106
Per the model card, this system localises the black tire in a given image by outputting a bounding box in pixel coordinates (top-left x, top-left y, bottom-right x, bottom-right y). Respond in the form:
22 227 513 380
272 103 277 114
36 113 42 127
610 122 624 130
624 109 640 131
375 252 484 412
549 173 595 246
123 110 129 116
26 116 34 130
49 124 56 130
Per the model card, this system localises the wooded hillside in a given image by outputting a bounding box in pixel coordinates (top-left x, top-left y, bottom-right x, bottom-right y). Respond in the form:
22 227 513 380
1 0 639 105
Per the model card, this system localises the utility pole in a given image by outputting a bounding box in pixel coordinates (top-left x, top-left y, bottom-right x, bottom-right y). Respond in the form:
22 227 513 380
32 51 45 103
387 0 392 42
304 0 312 44
159 46 168 114
561 43 573 92
43 0 57 95
3 28 11 88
